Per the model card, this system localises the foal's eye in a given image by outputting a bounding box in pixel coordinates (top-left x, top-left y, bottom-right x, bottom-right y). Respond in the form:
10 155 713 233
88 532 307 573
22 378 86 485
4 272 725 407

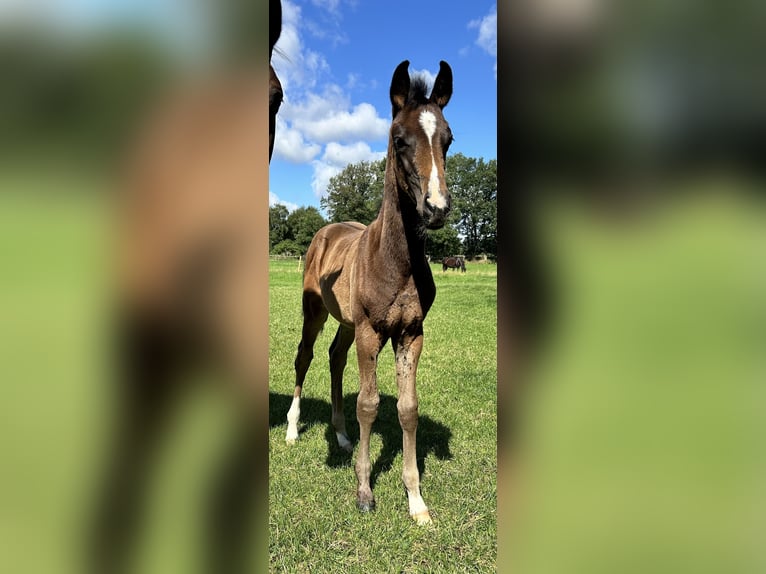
393 136 408 151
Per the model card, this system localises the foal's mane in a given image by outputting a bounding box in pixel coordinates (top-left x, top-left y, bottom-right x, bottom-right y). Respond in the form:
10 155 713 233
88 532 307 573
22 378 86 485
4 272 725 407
406 75 432 108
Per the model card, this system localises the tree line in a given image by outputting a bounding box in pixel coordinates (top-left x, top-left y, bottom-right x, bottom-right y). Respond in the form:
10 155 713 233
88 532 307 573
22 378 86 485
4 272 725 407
269 153 496 260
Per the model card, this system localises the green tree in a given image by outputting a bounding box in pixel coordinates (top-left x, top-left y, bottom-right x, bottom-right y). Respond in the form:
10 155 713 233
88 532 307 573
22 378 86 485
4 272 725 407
271 239 303 256
287 206 326 253
269 204 290 251
317 154 497 260
447 154 497 259
426 220 462 260
320 159 385 224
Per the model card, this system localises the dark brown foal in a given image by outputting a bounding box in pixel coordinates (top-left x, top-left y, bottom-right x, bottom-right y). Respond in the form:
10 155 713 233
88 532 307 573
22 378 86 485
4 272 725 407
286 60 453 524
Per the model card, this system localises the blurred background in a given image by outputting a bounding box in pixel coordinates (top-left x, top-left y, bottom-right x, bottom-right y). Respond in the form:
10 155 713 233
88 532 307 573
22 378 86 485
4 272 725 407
0 1 269 572
498 0 766 572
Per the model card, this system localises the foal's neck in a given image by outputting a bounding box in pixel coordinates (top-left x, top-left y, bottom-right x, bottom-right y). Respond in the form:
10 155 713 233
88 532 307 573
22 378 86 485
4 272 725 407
372 153 428 272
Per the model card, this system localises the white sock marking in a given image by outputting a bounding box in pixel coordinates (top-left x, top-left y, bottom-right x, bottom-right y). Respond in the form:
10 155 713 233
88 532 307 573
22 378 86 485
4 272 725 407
285 396 300 443
407 490 429 517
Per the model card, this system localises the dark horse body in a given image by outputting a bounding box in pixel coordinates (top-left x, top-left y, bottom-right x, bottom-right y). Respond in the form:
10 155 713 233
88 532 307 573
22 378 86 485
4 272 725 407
442 256 465 272
286 60 454 524
90 3 283 573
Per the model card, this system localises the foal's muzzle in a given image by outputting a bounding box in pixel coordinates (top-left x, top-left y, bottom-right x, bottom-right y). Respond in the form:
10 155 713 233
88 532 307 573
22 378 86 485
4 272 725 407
423 193 451 229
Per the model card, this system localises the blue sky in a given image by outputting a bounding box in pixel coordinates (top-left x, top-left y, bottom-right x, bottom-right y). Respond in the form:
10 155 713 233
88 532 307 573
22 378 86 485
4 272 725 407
271 0 497 212
1 0 495 214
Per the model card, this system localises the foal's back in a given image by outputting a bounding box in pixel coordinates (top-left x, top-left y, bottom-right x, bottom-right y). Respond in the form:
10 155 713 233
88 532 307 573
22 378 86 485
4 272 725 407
302 221 366 327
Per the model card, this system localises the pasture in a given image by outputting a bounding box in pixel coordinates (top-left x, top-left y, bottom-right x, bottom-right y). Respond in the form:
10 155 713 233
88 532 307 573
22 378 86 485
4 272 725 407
268 258 498 572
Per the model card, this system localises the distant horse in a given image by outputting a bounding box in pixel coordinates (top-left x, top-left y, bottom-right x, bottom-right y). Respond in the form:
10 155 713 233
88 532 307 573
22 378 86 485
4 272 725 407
442 256 465 272
285 60 453 525
90 3 284 573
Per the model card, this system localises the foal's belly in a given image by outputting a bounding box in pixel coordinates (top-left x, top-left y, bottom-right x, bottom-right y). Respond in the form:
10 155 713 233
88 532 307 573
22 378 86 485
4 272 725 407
318 245 359 328
319 273 355 328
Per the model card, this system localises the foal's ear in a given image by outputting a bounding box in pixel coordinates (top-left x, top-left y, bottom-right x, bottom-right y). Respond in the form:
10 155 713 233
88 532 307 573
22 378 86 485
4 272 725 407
390 60 411 117
429 61 453 109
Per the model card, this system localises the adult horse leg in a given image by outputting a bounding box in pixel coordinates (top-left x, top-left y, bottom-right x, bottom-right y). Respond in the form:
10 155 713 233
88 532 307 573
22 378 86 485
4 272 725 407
287 290 328 443
328 324 355 452
354 321 384 511
394 329 432 524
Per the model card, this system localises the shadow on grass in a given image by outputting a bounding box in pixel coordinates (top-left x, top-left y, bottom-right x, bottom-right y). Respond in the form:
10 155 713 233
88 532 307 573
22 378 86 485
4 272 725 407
269 391 452 486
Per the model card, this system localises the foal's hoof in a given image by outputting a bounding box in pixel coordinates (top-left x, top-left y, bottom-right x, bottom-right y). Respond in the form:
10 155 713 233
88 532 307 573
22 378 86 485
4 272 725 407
285 425 299 445
356 499 376 513
336 432 353 453
411 511 433 525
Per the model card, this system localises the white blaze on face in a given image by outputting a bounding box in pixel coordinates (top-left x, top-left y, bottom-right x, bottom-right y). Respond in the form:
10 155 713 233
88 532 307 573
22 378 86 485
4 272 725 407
418 110 447 209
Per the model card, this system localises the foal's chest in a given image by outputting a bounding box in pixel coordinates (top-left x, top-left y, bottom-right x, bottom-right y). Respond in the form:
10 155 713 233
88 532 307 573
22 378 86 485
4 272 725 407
373 277 435 332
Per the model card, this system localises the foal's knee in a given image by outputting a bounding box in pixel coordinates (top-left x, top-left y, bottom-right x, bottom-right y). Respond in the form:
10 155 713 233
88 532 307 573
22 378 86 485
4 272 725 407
356 392 379 422
397 396 419 431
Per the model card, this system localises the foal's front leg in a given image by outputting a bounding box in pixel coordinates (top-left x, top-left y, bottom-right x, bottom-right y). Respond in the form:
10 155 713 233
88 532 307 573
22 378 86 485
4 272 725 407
354 321 383 512
395 330 432 524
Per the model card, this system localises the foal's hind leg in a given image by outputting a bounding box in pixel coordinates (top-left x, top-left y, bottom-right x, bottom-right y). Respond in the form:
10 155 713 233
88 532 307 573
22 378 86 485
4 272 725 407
287 290 328 444
329 324 355 452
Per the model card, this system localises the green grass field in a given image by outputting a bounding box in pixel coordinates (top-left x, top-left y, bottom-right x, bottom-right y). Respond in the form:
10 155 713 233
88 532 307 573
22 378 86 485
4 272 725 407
268 258 498 573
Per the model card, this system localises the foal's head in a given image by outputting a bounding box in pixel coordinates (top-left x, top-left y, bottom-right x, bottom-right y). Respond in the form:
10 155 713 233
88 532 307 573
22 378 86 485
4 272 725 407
389 60 453 230
269 0 284 162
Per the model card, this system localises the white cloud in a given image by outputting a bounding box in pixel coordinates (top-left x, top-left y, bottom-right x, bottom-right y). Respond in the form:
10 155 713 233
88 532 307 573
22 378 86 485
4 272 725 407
272 0 330 92
269 191 299 212
310 162 343 200
310 142 385 198
279 84 388 144
271 0 391 202
273 118 322 163
322 141 385 165
294 102 389 143
310 0 341 13
469 5 497 79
